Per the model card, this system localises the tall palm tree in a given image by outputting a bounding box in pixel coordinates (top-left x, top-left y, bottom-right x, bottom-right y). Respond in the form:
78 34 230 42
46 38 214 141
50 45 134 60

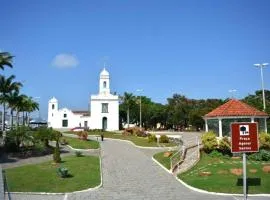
0 75 22 132
121 92 135 128
7 91 26 129
22 96 39 125
0 52 13 70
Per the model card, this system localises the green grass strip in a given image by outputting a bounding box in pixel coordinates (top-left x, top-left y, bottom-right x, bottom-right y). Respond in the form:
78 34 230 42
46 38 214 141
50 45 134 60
5 156 100 193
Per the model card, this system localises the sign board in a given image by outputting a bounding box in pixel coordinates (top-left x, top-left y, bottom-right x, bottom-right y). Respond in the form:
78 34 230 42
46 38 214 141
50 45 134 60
231 122 259 153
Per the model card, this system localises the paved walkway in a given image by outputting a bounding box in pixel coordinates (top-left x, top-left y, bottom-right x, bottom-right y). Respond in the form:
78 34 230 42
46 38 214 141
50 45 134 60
5 135 270 200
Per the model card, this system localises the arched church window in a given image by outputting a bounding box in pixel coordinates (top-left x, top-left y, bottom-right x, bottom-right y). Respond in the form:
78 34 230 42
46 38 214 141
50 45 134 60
52 104 55 109
103 81 106 88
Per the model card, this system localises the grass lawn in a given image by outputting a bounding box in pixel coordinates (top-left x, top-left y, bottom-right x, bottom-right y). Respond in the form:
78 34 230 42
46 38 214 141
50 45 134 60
66 131 176 147
153 151 177 170
63 136 99 149
178 153 270 194
5 156 100 193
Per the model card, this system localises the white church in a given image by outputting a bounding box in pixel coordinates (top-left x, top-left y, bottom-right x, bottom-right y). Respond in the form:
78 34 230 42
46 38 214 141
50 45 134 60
47 69 119 131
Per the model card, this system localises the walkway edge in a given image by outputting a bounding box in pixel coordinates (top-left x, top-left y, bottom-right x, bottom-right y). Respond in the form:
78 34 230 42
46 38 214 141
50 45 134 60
66 145 100 152
151 157 172 174
103 138 176 149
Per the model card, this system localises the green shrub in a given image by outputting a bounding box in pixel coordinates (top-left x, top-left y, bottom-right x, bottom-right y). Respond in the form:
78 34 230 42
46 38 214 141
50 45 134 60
248 149 270 161
60 138 68 145
77 131 88 140
159 135 169 143
148 134 157 143
202 131 218 153
75 151 83 157
259 132 270 150
57 167 69 178
209 150 223 158
219 137 231 155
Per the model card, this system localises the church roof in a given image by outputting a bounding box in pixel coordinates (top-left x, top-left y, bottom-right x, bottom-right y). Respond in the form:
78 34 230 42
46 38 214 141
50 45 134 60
100 68 109 76
204 99 268 118
72 110 90 116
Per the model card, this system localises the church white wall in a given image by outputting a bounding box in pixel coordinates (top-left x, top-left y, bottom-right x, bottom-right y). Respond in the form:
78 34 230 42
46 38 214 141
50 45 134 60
90 98 119 131
48 107 91 129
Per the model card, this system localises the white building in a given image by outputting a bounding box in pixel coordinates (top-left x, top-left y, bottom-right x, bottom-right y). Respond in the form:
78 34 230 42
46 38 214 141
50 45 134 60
47 69 119 131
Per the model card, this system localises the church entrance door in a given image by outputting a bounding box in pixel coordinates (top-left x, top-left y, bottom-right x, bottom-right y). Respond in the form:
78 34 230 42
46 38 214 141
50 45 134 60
102 117 107 131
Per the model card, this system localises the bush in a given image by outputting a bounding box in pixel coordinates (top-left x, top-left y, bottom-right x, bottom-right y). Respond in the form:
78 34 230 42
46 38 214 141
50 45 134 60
60 138 68 145
57 167 69 178
159 135 169 143
148 134 157 143
77 131 88 140
219 137 231 155
248 149 270 161
202 131 218 153
75 151 83 157
259 132 270 150
209 150 223 158
5 126 34 152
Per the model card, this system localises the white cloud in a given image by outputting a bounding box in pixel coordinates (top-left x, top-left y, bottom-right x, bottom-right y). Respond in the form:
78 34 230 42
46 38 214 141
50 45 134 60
52 53 79 68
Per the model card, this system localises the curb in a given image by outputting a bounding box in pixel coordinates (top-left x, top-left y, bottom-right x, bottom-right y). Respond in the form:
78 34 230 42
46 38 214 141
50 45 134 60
152 157 172 174
66 145 100 152
102 137 177 149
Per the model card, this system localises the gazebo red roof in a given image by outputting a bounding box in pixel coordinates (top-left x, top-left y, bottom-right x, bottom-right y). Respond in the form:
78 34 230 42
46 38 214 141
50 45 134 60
204 99 268 118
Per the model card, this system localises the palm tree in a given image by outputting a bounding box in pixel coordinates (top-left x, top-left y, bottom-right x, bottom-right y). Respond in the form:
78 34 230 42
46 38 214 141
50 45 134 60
0 52 13 70
121 92 135 128
22 96 39 125
7 91 26 129
0 75 22 132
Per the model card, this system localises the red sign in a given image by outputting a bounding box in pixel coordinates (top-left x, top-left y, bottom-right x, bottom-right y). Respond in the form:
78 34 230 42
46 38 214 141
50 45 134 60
231 122 259 153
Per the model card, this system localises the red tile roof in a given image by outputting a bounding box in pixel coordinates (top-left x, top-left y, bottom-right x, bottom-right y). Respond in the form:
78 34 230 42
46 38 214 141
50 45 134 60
204 99 268 118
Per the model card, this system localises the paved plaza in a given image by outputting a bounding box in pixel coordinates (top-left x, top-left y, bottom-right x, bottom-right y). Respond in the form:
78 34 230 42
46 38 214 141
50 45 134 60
4 133 269 200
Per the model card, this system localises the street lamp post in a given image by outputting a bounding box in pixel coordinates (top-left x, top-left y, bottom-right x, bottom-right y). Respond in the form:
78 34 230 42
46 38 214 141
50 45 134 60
254 63 268 111
136 89 143 129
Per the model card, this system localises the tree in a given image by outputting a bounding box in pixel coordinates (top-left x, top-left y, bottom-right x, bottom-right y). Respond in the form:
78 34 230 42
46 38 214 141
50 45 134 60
7 91 26 128
0 75 22 132
243 90 270 114
20 96 39 125
0 52 13 70
52 130 62 163
120 92 135 128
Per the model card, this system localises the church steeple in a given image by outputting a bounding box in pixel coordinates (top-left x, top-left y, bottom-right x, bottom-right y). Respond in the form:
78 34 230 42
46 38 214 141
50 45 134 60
99 68 110 95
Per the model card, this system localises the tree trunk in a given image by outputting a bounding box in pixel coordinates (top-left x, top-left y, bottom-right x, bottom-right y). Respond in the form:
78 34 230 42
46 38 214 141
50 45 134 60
1 103 5 132
22 112 25 126
16 111 19 127
10 109 14 130
127 108 130 128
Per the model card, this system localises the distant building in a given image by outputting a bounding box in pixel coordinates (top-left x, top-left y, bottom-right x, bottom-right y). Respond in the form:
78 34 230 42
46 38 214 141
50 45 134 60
47 69 119 131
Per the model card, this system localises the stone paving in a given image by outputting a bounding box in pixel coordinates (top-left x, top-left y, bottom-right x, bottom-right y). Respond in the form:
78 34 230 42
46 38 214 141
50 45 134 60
3 133 270 200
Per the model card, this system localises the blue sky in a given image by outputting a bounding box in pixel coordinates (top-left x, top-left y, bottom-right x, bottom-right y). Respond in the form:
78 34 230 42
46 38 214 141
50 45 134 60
1 0 270 119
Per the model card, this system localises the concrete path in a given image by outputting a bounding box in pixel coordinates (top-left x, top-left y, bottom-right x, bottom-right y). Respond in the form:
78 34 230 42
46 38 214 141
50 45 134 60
5 136 269 200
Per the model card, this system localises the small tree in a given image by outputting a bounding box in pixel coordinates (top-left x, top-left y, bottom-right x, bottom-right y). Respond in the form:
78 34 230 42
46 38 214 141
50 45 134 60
219 136 231 155
259 132 270 150
202 131 218 153
52 130 62 163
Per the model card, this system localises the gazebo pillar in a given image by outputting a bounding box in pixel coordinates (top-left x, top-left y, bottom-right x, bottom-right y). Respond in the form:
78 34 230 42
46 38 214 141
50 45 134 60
218 118 222 138
205 119 209 132
264 118 268 133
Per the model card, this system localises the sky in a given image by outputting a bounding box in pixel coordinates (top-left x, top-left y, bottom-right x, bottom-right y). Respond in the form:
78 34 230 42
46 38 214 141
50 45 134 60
1 0 270 119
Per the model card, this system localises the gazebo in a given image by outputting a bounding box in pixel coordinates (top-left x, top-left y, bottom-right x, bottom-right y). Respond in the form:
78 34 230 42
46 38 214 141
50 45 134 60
204 99 269 137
